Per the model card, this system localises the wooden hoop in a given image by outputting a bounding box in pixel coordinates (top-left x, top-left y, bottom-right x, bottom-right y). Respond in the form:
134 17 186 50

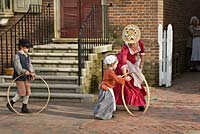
7 74 51 116
121 72 150 116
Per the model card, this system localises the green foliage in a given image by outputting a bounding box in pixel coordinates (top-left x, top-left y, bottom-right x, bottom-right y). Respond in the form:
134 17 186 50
89 74 100 94
109 25 124 48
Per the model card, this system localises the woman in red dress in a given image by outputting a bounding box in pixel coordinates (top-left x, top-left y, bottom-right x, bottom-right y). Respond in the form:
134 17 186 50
113 24 147 111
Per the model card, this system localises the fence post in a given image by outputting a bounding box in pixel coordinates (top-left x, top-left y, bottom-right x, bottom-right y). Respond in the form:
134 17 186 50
158 24 163 86
158 24 173 87
166 24 173 87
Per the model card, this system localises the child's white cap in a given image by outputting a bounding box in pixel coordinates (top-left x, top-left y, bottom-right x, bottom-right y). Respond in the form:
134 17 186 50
104 55 117 65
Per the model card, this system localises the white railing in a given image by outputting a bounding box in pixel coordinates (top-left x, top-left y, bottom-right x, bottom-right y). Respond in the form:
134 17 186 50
158 24 173 87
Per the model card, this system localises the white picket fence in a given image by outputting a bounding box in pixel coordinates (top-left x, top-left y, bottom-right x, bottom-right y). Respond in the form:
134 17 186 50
158 24 173 87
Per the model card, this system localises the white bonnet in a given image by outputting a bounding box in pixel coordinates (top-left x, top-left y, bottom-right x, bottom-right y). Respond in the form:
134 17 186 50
103 55 117 65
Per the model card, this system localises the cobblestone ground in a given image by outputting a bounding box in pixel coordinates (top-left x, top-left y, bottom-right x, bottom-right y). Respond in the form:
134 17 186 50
0 72 200 134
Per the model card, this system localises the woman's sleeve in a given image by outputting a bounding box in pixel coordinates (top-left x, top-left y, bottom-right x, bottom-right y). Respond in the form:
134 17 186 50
188 25 195 37
110 71 125 85
120 45 129 69
139 41 145 55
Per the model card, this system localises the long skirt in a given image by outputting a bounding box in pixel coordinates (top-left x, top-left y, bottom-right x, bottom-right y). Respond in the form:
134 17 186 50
191 37 200 61
94 88 116 120
114 80 146 106
114 61 146 106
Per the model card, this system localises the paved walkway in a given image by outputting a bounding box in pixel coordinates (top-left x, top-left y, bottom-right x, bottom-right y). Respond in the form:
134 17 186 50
0 72 200 134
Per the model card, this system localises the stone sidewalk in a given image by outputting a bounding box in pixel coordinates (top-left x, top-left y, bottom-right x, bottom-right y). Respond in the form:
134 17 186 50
0 72 200 134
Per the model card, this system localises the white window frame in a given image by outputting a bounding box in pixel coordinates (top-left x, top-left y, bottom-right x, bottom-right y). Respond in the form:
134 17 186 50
0 0 13 17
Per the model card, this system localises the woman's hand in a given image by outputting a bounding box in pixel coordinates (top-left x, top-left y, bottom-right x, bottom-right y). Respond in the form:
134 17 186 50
125 76 132 81
139 62 144 70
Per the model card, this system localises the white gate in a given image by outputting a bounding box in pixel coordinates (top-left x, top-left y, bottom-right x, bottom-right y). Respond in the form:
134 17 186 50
158 24 173 87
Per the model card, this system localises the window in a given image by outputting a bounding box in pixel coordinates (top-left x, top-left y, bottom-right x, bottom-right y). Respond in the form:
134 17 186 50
0 0 13 17
0 0 2 11
5 0 11 10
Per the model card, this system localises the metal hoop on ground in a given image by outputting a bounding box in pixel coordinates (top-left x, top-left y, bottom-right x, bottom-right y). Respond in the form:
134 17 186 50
7 74 51 116
121 72 150 116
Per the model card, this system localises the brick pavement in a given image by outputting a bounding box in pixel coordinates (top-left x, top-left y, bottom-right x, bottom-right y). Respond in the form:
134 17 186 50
0 72 200 134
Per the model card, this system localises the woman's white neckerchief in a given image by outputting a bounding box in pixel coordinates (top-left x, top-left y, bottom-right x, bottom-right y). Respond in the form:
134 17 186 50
125 42 141 55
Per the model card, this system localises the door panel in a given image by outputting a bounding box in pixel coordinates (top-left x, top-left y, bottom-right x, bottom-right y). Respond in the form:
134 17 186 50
60 0 80 38
60 0 101 38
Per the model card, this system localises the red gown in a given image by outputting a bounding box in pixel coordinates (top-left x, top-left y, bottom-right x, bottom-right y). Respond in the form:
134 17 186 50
114 41 147 106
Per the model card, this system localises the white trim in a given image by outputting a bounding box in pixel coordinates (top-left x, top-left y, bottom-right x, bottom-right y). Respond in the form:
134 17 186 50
140 53 145 56
121 65 128 70
158 24 173 87
54 0 60 39
125 43 141 55
102 0 106 5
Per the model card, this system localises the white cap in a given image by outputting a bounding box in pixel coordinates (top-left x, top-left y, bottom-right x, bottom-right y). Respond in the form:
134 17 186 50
104 55 117 65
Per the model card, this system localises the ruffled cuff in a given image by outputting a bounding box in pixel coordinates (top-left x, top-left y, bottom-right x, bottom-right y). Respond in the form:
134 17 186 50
121 64 128 70
140 53 145 56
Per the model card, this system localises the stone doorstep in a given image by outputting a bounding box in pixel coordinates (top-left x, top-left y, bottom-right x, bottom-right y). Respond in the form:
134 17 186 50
0 76 78 84
0 92 92 98
29 52 78 57
0 75 84 85
0 92 95 103
31 60 78 64
34 67 78 72
0 83 80 89
52 38 78 43
33 43 78 49
0 75 79 80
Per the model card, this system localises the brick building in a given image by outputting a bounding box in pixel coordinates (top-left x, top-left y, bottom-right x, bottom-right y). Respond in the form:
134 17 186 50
1 0 200 87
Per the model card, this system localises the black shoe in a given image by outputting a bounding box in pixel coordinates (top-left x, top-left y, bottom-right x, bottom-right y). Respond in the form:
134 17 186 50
7 100 15 112
112 115 115 118
21 104 31 113
138 106 145 111
190 67 198 72
94 116 103 120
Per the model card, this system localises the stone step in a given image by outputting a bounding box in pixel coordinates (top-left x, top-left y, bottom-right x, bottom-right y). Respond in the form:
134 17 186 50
0 92 94 103
33 43 78 49
34 67 78 76
32 44 79 53
31 60 78 68
0 75 79 85
29 53 78 60
0 83 81 93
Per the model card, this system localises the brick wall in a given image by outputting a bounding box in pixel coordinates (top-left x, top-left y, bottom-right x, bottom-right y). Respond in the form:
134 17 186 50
106 0 200 85
163 0 200 76
107 0 160 85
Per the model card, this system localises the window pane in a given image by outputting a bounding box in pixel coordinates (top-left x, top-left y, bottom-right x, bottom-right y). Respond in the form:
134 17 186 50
5 0 10 9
